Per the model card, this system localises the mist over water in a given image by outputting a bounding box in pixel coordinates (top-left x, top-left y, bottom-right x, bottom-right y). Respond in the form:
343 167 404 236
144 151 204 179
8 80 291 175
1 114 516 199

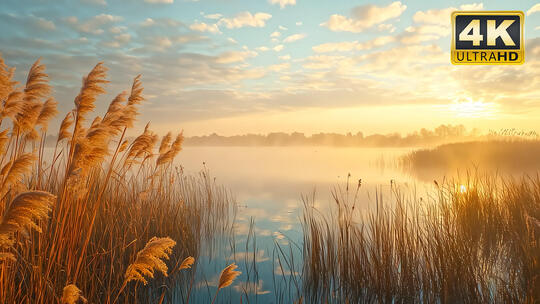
176 146 428 302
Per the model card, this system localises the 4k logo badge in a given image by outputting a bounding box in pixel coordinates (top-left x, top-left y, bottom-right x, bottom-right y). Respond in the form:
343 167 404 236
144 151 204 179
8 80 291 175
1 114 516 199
451 11 524 65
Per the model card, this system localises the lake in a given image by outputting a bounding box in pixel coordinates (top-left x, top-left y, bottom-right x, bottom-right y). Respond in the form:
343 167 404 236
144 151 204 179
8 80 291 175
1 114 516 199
176 146 434 303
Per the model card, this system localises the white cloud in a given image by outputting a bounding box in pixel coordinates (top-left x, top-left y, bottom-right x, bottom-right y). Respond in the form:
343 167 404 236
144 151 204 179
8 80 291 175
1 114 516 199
256 46 270 51
313 36 394 53
322 1 406 33
154 36 172 48
216 50 257 63
269 0 296 9
109 26 127 34
273 44 284 52
296 21 303 26
377 23 396 33
460 3 484 10
141 18 155 27
35 17 55 30
279 54 291 60
399 24 450 44
218 12 272 29
189 22 220 34
102 33 131 48
413 3 483 26
66 14 123 34
527 3 540 16
81 0 107 5
283 33 305 43
233 280 270 295
279 25 288 31
204 13 222 20
405 3 480 44
268 63 290 72
270 31 281 38
144 0 173 3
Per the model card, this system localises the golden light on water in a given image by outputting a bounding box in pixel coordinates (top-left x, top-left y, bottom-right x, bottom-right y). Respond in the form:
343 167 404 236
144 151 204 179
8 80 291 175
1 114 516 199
460 185 467 193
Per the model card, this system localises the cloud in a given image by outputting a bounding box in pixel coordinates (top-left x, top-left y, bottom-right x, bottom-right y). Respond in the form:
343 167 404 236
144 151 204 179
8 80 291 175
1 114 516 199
233 280 270 295
204 13 222 20
296 21 303 26
144 0 173 3
229 250 269 263
268 63 290 72
81 0 107 5
35 17 56 31
413 3 483 26
102 33 131 48
273 44 284 52
270 31 281 38
189 22 220 33
279 54 291 60
66 14 123 34
216 50 257 63
404 3 481 44
218 12 272 29
322 1 406 33
269 0 296 9
527 3 540 16
313 36 395 53
283 33 305 43
399 24 450 44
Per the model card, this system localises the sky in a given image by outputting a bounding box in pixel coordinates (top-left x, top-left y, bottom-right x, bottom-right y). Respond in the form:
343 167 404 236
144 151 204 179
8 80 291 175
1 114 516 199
0 0 539 136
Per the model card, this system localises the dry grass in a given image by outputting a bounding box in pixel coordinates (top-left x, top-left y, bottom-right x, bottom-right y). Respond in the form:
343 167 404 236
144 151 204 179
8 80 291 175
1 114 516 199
401 140 540 173
299 175 540 303
0 55 236 303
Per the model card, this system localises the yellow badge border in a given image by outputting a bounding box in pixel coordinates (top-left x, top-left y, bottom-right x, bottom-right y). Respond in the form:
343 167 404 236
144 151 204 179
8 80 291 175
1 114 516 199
451 11 525 65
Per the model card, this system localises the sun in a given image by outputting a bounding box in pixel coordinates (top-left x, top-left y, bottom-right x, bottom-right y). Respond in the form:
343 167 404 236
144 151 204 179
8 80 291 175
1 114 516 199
449 97 498 118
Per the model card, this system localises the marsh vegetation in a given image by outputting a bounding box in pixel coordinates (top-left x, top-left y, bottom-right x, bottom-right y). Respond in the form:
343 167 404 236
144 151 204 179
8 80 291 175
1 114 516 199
0 56 538 304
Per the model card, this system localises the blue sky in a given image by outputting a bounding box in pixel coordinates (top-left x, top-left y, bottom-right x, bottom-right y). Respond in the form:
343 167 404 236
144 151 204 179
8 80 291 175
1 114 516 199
1 0 539 135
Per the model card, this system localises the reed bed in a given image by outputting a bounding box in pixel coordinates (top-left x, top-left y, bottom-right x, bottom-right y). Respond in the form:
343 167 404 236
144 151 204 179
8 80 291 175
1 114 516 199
401 140 540 172
0 56 238 303
300 175 539 303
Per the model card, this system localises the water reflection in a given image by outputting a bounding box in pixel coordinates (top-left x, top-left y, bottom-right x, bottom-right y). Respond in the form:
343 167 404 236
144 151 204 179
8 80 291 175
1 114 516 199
177 146 426 303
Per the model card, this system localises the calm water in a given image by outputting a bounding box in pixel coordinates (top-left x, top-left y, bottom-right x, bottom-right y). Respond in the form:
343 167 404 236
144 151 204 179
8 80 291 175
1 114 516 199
177 146 433 303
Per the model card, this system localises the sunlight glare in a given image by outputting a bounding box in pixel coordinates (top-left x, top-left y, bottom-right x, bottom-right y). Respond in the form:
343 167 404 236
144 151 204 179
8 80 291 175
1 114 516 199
449 97 498 118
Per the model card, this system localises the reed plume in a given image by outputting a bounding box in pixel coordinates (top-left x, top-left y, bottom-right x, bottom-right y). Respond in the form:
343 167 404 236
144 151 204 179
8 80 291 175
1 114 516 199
23 59 50 104
179 256 195 270
0 153 36 197
218 263 241 289
0 56 17 102
1 91 23 120
159 132 172 155
0 130 8 154
124 237 176 285
0 191 55 251
73 62 108 122
126 124 158 162
36 97 58 131
15 59 50 137
58 112 74 142
156 132 183 166
60 284 87 304
122 75 144 128
212 263 241 304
